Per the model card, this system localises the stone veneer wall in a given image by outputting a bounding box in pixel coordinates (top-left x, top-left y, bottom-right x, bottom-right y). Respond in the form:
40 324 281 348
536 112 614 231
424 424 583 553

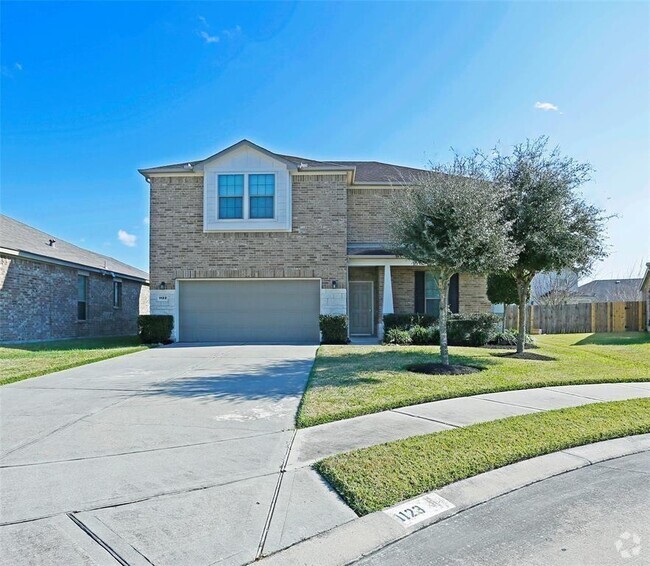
0 256 146 342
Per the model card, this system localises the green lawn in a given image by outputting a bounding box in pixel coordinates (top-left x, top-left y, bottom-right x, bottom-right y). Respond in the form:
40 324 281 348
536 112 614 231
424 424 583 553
0 336 149 386
297 332 650 427
316 398 650 515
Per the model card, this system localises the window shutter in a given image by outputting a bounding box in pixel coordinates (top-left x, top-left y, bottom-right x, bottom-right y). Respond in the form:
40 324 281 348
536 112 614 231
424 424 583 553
414 271 425 313
449 273 460 313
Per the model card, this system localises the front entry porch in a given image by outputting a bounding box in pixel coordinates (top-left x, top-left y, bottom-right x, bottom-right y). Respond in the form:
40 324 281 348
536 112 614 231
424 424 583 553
348 259 415 338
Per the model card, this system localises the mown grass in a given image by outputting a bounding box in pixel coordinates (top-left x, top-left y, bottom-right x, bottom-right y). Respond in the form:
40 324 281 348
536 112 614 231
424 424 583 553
316 398 650 515
0 336 149 386
296 332 650 427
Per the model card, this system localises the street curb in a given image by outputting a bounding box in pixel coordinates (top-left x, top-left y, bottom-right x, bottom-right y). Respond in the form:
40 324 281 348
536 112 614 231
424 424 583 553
255 433 650 565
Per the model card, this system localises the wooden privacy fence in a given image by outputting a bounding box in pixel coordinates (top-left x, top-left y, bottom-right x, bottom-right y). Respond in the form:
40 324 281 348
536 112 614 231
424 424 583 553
504 301 647 334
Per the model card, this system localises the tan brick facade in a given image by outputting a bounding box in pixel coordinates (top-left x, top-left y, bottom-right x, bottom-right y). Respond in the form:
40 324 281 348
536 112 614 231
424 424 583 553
149 169 491 322
149 173 348 290
458 273 492 313
391 267 490 315
347 188 393 244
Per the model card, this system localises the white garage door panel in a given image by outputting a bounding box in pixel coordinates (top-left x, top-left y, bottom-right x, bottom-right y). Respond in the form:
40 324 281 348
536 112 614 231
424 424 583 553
179 280 320 343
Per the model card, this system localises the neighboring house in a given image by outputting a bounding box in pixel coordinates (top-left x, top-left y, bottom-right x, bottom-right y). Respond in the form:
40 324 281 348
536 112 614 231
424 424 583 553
641 263 650 331
573 278 643 303
0 215 149 342
140 139 492 343
530 269 579 305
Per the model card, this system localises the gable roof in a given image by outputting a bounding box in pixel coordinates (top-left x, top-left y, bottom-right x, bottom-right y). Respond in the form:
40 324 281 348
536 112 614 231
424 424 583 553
138 139 428 184
575 278 643 302
0 215 148 282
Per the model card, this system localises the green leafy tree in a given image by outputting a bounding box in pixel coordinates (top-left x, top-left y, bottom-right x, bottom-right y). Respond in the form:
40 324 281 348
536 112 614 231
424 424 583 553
390 152 518 365
486 272 519 306
486 272 519 331
491 137 608 353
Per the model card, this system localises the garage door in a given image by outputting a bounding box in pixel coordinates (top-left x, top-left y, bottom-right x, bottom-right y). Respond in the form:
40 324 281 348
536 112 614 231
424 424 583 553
178 279 320 343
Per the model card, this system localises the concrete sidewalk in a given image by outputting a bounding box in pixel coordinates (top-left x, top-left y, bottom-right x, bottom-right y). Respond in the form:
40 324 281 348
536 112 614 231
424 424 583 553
261 435 650 566
257 382 650 556
288 381 650 469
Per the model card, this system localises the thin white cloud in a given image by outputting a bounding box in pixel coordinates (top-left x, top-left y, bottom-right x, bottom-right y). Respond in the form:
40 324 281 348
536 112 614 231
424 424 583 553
117 229 137 247
199 30 220 44
197 15 208 26
143 216 150 226
1 63 22 78
222 25 242 39
534 101 559 112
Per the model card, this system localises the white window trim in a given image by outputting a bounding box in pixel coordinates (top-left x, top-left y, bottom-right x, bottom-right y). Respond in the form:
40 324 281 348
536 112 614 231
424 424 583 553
216 172 277 222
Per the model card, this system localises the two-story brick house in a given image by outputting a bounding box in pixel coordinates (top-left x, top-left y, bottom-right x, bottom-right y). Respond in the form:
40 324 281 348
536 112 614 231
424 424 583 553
141 139 491 343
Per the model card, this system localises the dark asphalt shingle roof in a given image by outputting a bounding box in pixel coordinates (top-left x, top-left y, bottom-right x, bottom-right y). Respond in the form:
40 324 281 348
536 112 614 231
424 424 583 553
576 279 643 302
139 139 428 184
0 215 149 282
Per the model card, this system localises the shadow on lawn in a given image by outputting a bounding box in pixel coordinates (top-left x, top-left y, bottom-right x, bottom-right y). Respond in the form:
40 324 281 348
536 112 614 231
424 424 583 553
318 348 499 375
573 332 650 347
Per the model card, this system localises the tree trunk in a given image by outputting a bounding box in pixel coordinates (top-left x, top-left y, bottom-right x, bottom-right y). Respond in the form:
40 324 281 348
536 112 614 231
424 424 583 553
516 281 529 354
438 276 451 365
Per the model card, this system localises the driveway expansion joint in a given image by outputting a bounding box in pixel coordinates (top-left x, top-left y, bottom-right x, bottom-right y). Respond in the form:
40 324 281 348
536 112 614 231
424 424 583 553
66 513 132 566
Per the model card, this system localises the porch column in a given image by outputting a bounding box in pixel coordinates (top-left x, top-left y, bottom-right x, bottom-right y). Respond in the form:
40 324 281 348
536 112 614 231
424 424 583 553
378 264 394 341
383 263 394 314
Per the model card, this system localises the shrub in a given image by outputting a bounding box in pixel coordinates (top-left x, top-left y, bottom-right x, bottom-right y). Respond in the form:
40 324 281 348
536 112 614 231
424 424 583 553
320 315 349 344
383 314 438 332
138 315 173 344
490 329 535 346
447 313 500 347
384 328 412 345
409 325 438 345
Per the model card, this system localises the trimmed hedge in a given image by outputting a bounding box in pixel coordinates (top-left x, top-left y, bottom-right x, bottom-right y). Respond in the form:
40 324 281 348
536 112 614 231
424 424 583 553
138 315 173 344
383 312 500 347
447 313 500 346
383 314 438 332
320 315 349 344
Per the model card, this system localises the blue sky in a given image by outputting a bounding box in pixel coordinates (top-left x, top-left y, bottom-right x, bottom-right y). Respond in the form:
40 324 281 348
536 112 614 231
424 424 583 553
2 1 649 279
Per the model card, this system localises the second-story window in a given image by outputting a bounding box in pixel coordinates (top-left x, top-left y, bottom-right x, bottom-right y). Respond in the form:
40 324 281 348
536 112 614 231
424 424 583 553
249 174 275 219
218 174 244 219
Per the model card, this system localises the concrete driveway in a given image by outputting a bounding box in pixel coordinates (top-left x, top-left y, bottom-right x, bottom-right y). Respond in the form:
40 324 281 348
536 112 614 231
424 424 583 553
0 344 350 565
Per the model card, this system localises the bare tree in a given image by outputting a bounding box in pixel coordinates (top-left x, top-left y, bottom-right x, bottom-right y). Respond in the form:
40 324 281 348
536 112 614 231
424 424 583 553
390 151 518 365
532 270 579 306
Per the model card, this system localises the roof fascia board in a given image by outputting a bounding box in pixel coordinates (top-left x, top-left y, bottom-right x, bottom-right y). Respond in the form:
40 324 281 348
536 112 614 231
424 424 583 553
0 247 149 283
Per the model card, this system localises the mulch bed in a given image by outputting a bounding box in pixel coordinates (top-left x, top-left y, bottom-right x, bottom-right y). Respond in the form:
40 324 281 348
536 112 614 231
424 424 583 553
491 351 556 361
407 363 484 375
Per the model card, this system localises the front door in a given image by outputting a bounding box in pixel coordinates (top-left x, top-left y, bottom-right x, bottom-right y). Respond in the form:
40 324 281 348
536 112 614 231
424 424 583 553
350 281 374 335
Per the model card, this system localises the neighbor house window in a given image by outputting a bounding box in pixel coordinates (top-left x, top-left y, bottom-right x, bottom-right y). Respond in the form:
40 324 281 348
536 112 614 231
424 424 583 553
77 274 88 321
249 174 275 219
424 272 441 317
113 280 122 308
218 174 244 219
